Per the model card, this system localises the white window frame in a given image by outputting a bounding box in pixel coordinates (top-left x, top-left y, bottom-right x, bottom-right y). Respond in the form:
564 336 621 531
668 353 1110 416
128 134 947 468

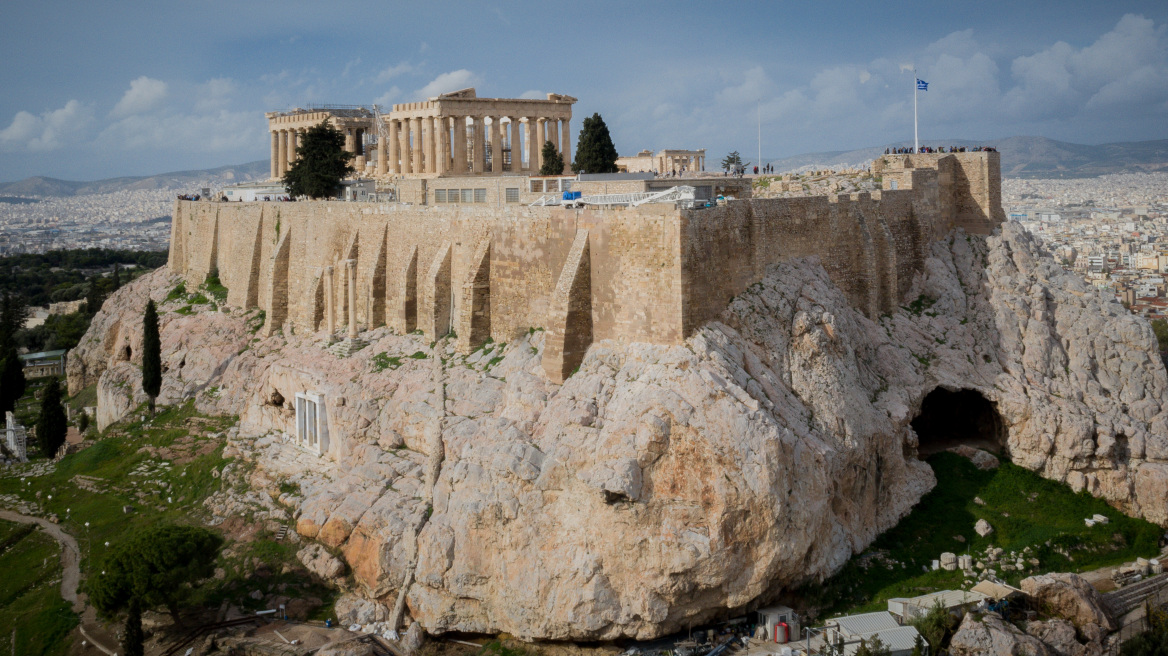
294 391 329 455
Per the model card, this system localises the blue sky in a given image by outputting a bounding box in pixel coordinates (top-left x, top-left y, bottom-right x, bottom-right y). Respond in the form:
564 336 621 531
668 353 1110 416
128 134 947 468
1 0 1166 182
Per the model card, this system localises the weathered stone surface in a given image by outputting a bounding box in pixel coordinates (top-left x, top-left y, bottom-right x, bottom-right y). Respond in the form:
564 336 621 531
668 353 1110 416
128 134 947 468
1021 573 1116 631
297 543 345 580
1026 619 1106 656
69 222 1168 641
950 613 1058 656
401 622 425 655
334 594 389 626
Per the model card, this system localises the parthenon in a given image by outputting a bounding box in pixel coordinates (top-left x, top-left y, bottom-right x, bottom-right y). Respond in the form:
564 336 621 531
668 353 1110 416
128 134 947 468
266 88 576 180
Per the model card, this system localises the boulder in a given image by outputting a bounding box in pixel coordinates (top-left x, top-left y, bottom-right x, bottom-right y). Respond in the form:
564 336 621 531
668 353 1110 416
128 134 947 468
1021 573 1116 631
401 622 425 655
297 543 345 580
1026 619 1105 656
975 519 994 537
949 613 1058 656
334 594 389 626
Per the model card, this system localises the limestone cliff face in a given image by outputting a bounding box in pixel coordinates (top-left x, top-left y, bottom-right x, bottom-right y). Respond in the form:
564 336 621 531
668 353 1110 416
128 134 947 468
70 223 1168 640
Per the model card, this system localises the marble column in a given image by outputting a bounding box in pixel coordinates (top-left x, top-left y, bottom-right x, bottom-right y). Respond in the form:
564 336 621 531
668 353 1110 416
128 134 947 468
325 266 335 334
277 130 288 176
344 128 355 154
399 120 413 175
453 117 467 174
436 117 448 174
469 117 483 174
388 120 400 174
289 130 299 165
488 117 500 173
347 260 358 339
270 131 279 179
422 119 434 174
535 119 546 172
411 118 423 176
526 118 538 172
560 118 572 174
509 118 521 172
376 130 387 177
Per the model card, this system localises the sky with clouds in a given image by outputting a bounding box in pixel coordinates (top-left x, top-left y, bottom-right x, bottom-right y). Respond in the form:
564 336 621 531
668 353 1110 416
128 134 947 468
1 0 1166 182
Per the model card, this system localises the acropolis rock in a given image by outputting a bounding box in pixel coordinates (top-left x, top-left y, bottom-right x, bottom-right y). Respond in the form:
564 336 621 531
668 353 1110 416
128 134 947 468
71 215 1168 640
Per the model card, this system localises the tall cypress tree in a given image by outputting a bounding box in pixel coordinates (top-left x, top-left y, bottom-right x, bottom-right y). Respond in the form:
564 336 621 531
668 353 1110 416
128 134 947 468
122 600 144 656
37 377 66 458
142 300 161 414
0 346 25 415
112 264 122 291
572 113 619 174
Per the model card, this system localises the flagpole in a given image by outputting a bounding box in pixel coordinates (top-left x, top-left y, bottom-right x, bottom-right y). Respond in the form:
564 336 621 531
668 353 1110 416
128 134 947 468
757 100 762 175
913 69 919 154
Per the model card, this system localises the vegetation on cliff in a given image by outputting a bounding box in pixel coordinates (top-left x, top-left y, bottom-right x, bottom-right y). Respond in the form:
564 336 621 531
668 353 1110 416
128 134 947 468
800 453 1162 617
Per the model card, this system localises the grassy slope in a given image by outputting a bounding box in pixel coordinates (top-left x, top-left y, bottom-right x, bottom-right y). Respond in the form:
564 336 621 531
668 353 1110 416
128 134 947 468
0 392 339 655
0 522 78 656
800 453 1163 617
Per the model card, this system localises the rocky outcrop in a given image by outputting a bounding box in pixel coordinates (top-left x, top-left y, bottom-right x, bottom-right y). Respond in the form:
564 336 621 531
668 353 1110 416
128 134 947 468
1021 573 1116 631
298 544 345 581
950 613 1058 656
68 223 1168 640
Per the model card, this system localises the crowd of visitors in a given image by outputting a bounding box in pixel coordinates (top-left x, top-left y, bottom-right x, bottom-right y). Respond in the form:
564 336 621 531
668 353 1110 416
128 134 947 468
886 145 998 154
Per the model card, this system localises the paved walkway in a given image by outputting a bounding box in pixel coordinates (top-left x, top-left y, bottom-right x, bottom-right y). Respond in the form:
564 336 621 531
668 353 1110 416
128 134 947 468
0 509 118 655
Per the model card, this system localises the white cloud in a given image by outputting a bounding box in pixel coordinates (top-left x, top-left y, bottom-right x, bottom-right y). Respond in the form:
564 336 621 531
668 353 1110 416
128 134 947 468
194 77 238 113
376 62 414 83
98 109 257 153
374 86 402 108
0 100 93 152
111 76 169 118
414 69 480 99
519 89 545 99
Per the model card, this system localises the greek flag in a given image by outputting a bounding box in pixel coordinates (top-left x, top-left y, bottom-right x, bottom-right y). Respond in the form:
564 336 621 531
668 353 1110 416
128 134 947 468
917 79 929 91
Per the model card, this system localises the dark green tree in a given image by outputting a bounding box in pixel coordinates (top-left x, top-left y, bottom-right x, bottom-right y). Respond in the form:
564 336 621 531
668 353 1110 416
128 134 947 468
282 120 355 199
539 141 565 176
86 276 110 315
142 300 161 414
36 377 67 458
0 346 25 415
77 411 90 434
912 602 957 651
0 292 29 344
909 633 925 656
721 151 743 172
112 264 122 291
121 600 144 656
88 524 224 625
572 113 619 174
853 636 891 656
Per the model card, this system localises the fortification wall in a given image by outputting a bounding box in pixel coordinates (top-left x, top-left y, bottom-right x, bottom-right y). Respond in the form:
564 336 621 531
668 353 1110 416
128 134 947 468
168 152 1002 381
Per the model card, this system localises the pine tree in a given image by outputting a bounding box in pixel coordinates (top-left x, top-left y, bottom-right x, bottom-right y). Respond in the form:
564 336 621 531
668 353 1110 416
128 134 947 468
283 120 355 199
572 113 619 174
37 377 66 458
121 600 144 656
539 141 565 176
0 346 25 415
141 300 161 415
112 264 122 291
77 411 90 434
86 276 107 315
909 634 925 656
0 292 29 344
721 151 743 172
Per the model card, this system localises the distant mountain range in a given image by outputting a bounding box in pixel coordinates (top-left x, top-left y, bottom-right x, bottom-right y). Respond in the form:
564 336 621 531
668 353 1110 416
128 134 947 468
1 136 1165 196
0 160 270 197
763 136 1168 178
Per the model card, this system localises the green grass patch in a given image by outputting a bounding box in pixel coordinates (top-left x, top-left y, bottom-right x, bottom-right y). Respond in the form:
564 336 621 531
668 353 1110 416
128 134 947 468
799 453 1163 618
0 520 78 656
371 352 403 372
174 305 194 316
902 294 937 316
68 383 98 413
187 292 210 305
164 281 187 303
409 351 427 359
203 269 228 302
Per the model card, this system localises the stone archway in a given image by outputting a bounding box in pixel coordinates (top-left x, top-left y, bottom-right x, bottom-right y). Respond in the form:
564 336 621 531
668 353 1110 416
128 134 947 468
911 387 1005 456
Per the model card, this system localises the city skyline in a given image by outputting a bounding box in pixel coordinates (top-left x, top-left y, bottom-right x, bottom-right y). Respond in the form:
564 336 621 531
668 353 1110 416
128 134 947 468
1 0 1166 182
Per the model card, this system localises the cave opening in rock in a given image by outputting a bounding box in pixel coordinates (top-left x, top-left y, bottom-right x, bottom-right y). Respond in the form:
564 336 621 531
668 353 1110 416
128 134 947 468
911 387 1004 456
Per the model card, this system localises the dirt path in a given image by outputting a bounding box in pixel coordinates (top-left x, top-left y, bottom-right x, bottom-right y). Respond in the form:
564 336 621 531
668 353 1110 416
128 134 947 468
0 509 82 613
0 509 118 655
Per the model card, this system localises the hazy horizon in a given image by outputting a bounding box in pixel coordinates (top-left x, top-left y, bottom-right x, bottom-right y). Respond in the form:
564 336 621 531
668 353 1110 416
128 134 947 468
2 1 1166 182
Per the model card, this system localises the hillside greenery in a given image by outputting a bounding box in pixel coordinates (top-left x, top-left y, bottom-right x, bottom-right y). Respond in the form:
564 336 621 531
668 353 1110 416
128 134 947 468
799 452 1163 618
